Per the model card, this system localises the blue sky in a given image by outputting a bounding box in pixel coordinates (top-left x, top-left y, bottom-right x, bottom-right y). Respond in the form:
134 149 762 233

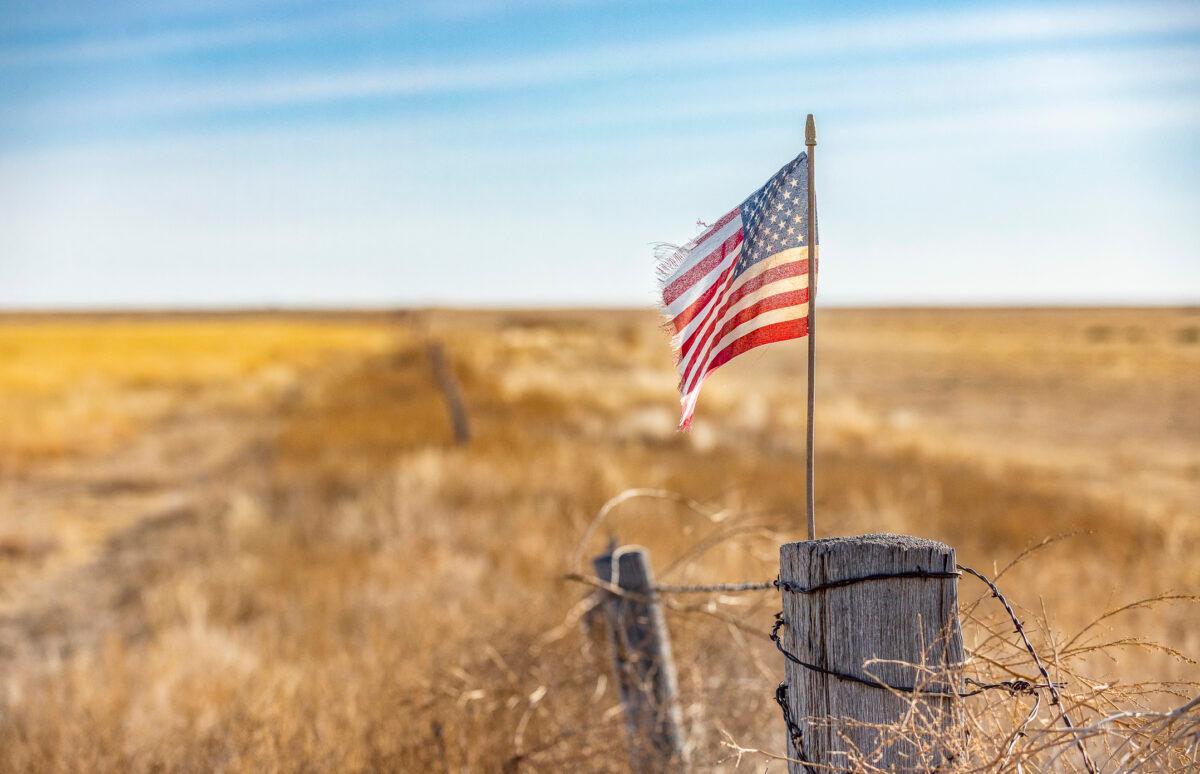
1 0 1198 308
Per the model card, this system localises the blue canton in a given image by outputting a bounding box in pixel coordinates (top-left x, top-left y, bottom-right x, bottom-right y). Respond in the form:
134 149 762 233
735 152 814 279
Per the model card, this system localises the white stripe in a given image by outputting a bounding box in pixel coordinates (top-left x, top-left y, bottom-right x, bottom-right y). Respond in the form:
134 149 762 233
676 249 808 374
710 302 807 363
672 247 751 345
663 242 741 317
682 302 808 395
661 214 743 287
676 267 808 369
679 387 701 424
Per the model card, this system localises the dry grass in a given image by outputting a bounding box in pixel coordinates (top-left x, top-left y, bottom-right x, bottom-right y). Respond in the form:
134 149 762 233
0 316 395 470
0 308 1196 771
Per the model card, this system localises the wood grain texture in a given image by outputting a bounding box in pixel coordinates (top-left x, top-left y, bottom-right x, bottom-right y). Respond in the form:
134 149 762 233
593 547 685 772
780 534 964 772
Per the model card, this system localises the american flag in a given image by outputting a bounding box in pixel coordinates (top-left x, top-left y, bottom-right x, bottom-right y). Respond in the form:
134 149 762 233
657 152 816 429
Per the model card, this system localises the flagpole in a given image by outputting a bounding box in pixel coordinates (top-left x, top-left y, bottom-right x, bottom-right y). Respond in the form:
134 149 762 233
804 114 818 541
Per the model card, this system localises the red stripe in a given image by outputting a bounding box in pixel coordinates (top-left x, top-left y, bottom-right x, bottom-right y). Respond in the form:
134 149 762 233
678 318 809 429
705 316 809 377
669 263 735 333
678 258 809 363
679 288 808 393
677 258 810 388
685 289 809 391
662 228 743 305
674 264 744 384
687 207 740 253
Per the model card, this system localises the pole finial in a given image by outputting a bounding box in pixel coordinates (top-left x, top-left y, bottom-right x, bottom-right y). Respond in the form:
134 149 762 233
805 114 816 147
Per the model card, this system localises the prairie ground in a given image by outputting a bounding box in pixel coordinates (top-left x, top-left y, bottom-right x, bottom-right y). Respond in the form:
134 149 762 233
0 307 1196 771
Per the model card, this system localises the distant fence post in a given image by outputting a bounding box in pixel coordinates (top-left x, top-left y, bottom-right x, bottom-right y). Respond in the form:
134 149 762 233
425 341 470 445
778 534 964 772
593 546 686 772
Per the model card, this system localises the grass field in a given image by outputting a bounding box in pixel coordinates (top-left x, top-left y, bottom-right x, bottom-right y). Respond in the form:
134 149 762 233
0 308 1197 771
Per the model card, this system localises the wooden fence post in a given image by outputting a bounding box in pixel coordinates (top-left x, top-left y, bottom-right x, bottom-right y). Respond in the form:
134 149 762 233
779 534 964 772
593 546 686 772
425 341 471 445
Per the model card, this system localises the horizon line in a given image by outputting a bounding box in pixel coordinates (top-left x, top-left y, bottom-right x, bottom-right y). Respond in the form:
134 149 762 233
1 301 1197 318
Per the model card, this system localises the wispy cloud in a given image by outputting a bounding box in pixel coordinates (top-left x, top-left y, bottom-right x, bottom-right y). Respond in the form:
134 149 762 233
10 15 1200 132
7 1 1199 71
0 6 419 66
0 0 616 66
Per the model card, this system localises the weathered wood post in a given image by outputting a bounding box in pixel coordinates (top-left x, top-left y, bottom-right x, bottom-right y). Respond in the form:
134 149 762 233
593 546 685 772
425 341 471 445
778 534 964 772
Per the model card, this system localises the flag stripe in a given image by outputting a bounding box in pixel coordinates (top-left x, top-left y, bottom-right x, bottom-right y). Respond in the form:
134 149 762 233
685 287 808 386
674 259 747 366
676 255 809 366
659 207 741 285
673 248 803 345
682 295 809 395
710 316 809 375
677 272 803 391
662 227 743 305
675 251 807 381
667 259 737 327
678 317 810 428
704 296 809 370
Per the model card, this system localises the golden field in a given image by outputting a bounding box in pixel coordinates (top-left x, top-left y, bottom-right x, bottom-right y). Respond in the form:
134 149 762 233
0 308 1197 772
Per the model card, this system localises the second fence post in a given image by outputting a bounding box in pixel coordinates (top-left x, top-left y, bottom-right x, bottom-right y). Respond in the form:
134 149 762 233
425 340 471 445
593 546 686 772
778 533 964 772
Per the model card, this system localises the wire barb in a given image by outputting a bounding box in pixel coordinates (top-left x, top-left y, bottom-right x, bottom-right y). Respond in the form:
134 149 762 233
651 568 960 596
774 681 816 773
957 564 1099 774
770 611 1055 698
652 580 777 594
579 558 1106 771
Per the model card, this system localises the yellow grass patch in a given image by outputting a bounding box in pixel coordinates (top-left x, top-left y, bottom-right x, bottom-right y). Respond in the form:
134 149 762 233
0 317 397 468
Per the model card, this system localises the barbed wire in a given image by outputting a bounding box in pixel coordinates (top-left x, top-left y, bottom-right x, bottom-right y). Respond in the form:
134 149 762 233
957 564 1098 773
653 569 960 596
773 680 813 773
770 611 1057 699
578 560 1098 773
652 580 776 594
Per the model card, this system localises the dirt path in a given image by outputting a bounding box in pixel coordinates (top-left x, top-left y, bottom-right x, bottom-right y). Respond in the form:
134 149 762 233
0 408 275 663
0 335 402 666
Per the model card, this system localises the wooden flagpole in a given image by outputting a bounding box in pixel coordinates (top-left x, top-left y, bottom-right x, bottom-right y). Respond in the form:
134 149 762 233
804 114 818 541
